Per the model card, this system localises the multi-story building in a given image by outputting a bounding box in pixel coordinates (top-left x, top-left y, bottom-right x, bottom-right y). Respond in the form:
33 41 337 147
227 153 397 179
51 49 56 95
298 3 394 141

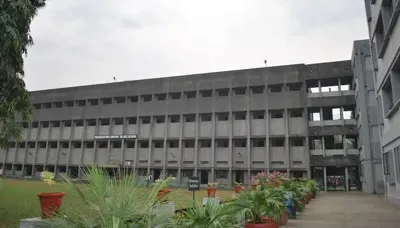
364 0 400 203
352 39 384 194
0 61 358 189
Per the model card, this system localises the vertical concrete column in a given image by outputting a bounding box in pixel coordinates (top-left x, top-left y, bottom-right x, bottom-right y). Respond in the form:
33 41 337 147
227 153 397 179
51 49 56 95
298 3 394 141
66 120 75 176
162 114 168 172
194 85 200 177
147 114 154 175
265 111 270 172
340 106 345 126
19 122 32 176
323 166 328 192
30 121 41 177
54 121 64 177
121 117 127 168
246 83 251 185
320 107 324 126
211 91 216 182
318 80 322 93
343 135 347 156
177 113 183 185
345 166 349 191
338 78 342 92
285 109 290 174
133 94 141 171
43 122 53 170
304 107 311 179
78 119 88 177
107 119 112 165
228 111 233 185
322 136 326 157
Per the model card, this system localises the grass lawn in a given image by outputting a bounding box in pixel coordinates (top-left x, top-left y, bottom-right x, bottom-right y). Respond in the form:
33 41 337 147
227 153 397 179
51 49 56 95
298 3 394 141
0 178 235 228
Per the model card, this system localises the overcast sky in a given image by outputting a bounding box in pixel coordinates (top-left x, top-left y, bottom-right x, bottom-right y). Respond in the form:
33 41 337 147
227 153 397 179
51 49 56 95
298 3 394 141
25 0 368 91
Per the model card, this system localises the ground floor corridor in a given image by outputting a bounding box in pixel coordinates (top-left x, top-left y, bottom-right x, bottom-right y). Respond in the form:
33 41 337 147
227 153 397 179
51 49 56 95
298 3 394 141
287 192 400 228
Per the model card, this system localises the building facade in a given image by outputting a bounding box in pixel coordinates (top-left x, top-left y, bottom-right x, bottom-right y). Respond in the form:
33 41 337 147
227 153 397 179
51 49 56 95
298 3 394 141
364 0 400 203
0 61 358 189
352 39 384 194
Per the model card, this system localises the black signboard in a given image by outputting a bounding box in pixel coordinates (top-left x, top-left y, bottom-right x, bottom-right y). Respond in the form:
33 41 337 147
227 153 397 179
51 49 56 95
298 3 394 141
188 177 200 191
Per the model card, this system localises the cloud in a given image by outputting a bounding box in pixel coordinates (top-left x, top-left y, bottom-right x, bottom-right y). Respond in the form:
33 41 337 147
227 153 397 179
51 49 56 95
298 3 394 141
24 0 368 91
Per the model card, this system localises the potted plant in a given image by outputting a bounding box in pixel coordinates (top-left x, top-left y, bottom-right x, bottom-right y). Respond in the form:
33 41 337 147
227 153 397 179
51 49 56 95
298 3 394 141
234 182 243 193
207 182 218 197
155 175 175 201
37 171 66 218
232 189 285 228
41 167 176 227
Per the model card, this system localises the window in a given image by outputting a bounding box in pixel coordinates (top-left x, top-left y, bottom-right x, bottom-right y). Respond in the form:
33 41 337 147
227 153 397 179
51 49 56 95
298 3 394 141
85 141 94 148
217 112 229 121
51 121 60 128
251 86 264 94
74 120 84 127
253 139 265 147
291 138 304 147
64 100 74 107
61 142 69 149
155 93 167 101
19 142 26 148
154 116 165 124
168 141 179 148
41 121 49 128
76 100 86 106
49 142 58 149
38 142 47 148
293 161 303 165
87 119 96 126
234 112 246 120
73 142 82 148
125 160 133 166
141 117 150 124
88 99 99 105
343 107 354 120
154 141 164 148
54 102 62 108
113 118 123 125
216 170 228 179
234 140 246 147
141 95 152 102
306 80 319 93
288 83 302 91
184 115 196 122
289 109 303 118
182 170 193 177
324 135 343 150
270 110 283 119
200 90 213 97
252 111 264 119
394 147 400 183
127 117 137 125
100 98 112 105
269 84 282 93
184 140 195 148
99 119 110 126
112 141 122 148
200 140 211 148
128 96 138 103
344 136 357 149
382 78 394 112
126 141 135 148
217 140 229 147
170 115 180 123
20 122 28 128
33 103 41 109
216 89 229 96
115 97 126 104
309 137 322 150
201 114 212 122
43 102 52 108
271 138 284 147
98 142 108 149
31 121 38 128
184 91 197 99
8 142 16 148
140 141 149 148
233 87 246 95
63 120 72 127
308 108 320 121
271 161 284 165
169 92 181 100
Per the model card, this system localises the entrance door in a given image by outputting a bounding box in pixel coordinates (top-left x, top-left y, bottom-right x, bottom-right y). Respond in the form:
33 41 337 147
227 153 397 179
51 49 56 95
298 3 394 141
326 166 345 191
311 167 325 191
200 170 209 184
235 171 244 184
154 169 161 180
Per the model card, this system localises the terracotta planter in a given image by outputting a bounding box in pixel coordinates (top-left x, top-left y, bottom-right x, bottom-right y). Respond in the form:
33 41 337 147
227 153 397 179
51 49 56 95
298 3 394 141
262 217 279 228
245 223 278 228
37 192 66 218
157 189 171 199
207 187 217 197
280 211 288 225
234 185 242 193
311 192 316 199
251 184 258 190
273 181 280 188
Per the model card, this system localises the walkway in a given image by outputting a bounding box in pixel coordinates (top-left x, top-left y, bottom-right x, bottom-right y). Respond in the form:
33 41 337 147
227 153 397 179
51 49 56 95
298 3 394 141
286 192 400 228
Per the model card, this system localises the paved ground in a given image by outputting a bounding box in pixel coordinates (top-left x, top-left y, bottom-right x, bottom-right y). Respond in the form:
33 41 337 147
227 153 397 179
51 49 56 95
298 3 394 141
286 192 400 228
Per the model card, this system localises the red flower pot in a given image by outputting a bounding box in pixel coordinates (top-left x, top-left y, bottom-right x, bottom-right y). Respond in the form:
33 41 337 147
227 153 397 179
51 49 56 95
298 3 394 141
245 223 278 228
207 187 216 197
234 185 242 193
262 217 279 228
280 211 288 225
37 192 65 218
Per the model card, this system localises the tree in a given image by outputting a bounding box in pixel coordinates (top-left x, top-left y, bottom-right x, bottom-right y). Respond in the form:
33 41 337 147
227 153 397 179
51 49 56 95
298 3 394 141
0 0 46 149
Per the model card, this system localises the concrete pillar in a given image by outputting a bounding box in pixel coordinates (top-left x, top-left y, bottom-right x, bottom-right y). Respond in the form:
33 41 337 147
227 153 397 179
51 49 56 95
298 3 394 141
345 166 349 191
318 80 322 93
338 78 342 92
323 166 328 191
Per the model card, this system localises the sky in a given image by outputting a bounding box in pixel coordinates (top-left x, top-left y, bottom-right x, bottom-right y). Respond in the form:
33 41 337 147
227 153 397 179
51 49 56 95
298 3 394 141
24 0 369 91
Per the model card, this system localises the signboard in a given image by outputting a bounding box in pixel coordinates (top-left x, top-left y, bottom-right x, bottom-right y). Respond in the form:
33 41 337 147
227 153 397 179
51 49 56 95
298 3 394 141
94 135 137 140
188 177 200 191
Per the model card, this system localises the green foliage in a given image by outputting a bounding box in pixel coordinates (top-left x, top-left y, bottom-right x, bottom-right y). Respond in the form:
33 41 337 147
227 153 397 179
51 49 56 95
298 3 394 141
41 167 178 228
180 200 238 228
0 0 46 149
230 189 285 224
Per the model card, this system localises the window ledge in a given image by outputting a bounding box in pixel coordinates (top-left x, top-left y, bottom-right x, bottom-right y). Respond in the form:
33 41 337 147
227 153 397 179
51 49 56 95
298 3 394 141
378 8 400 58
385 99 400 119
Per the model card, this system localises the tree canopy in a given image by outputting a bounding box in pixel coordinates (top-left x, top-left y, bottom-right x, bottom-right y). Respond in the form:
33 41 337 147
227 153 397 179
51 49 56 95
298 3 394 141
0 0 46 149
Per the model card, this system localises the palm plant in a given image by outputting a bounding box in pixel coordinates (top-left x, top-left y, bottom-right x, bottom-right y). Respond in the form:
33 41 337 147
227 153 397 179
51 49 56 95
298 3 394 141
41 166 177 228
231 189 285 225
280 181 304 212
179 200 238 228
